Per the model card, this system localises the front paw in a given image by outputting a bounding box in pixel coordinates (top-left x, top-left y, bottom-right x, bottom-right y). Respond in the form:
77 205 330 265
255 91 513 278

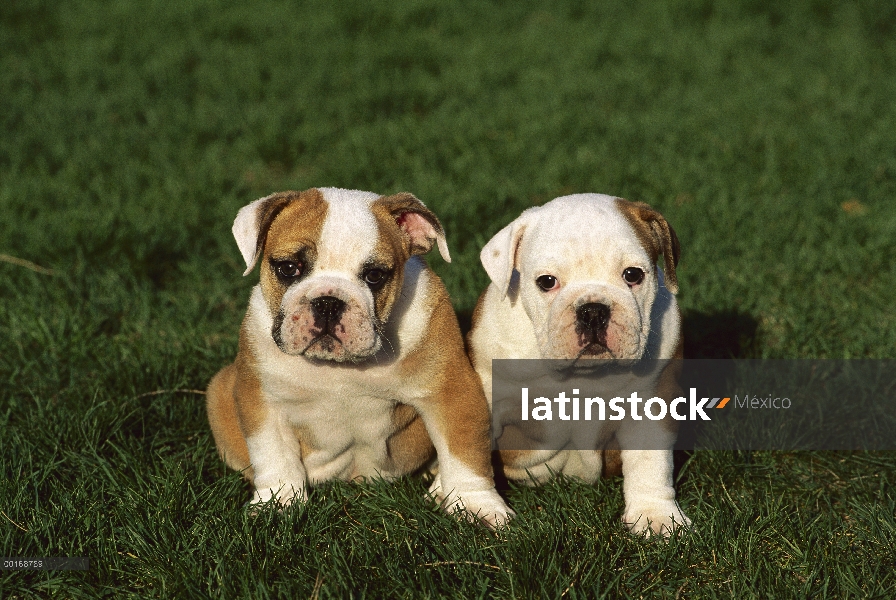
428 476 514 528
623 501 691 537
249 482 307 511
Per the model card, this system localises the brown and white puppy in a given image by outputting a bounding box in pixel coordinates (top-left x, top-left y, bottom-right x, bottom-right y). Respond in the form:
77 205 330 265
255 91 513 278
468 193 690 535
206 188 511 526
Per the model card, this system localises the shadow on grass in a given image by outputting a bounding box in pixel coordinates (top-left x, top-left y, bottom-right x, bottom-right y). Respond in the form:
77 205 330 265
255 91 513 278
456 308 475 341
678 309 759 480
682 309 759 359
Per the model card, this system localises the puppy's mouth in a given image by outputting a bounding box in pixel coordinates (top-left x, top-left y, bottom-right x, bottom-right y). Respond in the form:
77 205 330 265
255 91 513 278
276 319 382 363
271 292 385 362
301 330 343 354
576 340 614 359
301 330 382 364
270 310 351 357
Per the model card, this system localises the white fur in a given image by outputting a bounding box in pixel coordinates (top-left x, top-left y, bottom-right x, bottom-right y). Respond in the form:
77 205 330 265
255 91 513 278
316 188 380 272
425 426 513 527
245 416 307 505
470 193 690 536
233 193 280 275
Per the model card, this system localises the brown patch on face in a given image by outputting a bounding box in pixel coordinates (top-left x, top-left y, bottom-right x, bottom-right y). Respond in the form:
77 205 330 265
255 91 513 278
368 196 415 325
369 192 447 324
258 189 329 316
241 194 297 272
614 198 681 294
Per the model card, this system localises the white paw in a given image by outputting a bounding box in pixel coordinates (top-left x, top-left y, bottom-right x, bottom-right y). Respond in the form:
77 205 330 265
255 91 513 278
249 482 307 510
428 476 514 528
453 489 515 528
623 501 691 537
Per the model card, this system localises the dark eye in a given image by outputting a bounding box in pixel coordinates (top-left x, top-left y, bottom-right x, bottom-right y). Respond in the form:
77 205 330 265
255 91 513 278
363 268 388 288
536 275 559 292
622 267 645 286
275 261 302 279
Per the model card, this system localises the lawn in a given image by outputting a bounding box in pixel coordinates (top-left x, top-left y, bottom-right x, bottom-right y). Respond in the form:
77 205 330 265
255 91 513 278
2 0 896 596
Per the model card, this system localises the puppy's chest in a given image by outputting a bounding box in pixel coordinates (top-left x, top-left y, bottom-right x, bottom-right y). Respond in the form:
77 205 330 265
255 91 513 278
280 393 404 481
262 366 425 480
283 390 395 439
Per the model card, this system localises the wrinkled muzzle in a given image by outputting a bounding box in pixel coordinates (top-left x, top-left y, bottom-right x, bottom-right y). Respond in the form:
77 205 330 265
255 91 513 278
535 284 647 360
272 276 380 362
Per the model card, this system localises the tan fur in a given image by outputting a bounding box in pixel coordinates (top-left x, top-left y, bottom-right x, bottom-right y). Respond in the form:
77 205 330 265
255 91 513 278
601 439 623 478
231 318 268 438
401 292 494 478
206 363 252 477
386 403 435 474
614 198 681 294
368 195 416 323
287 424 319 468
206 317 267 480
258 189 329 315
466 289 488 366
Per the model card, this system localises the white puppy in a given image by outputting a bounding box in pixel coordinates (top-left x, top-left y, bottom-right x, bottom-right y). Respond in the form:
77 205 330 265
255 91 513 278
468 193 690 535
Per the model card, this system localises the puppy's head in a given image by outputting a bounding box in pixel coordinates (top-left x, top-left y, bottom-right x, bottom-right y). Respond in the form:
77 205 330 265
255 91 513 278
233 188 450 363
480 194 679 360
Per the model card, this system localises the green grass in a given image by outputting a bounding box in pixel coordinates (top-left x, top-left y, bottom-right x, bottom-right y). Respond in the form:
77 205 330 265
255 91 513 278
2 0 896 596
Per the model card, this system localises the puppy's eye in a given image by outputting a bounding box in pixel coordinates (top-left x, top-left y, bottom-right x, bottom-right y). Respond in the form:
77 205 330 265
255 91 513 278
275 261 302 279
363 268 388 288
622 267 645 286
536 275 559 292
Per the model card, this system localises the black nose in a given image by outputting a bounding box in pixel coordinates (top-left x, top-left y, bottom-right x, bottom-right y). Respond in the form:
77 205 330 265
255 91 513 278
310 296 346 325
576 302 611 331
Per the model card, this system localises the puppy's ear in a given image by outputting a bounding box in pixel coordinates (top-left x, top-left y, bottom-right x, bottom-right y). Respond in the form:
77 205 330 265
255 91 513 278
377 193 451 262
615 198 681 294
480 211 533 298
232 192 295 276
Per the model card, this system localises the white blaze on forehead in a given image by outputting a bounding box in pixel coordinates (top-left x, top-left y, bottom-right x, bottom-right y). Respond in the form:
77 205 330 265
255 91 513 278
317 188 380 272
522 194 648 275
536 194 634 244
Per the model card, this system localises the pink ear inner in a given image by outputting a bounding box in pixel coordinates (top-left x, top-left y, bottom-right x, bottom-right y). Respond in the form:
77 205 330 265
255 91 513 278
396 212 437 249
